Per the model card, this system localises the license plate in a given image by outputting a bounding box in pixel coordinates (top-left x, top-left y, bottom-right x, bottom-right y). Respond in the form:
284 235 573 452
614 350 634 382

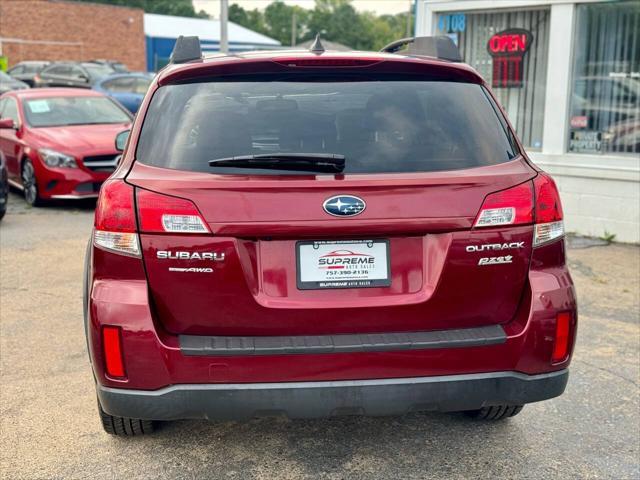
296 239 390 290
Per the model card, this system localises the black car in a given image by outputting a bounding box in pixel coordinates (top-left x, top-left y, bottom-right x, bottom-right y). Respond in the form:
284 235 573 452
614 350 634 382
34 62 115 88
6 61 50 87
0 71 29 94
0 150 7 221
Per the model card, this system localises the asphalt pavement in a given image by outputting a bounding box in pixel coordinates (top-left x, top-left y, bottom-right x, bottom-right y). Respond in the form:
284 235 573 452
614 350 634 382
1 191 638 480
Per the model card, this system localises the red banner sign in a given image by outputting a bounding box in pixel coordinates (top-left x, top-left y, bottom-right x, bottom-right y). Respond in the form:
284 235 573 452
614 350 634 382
487 29 533 88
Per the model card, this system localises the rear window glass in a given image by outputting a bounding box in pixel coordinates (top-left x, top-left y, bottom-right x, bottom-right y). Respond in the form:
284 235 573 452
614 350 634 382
137 76 518 175
83 63 115 79
24 64 45 74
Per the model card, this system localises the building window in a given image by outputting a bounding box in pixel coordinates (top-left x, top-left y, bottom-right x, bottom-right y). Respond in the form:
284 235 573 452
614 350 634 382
436 9 550 150
568 1 640 156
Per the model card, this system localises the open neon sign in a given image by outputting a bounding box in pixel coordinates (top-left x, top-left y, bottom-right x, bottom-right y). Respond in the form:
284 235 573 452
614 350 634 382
486 29 533 88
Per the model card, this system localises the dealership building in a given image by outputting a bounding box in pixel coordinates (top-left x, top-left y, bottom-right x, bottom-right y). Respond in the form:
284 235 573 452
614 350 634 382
416 0 639 242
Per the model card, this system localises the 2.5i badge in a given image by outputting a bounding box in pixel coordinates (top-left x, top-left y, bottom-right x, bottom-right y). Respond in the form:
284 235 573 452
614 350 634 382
478 255 513 266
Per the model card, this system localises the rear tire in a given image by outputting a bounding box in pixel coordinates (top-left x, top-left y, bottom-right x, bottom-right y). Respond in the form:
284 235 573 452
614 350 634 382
464 405 523 420
98 399 155 436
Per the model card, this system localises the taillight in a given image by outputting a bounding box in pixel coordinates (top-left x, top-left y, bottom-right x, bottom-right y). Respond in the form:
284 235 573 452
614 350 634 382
474 182 534 227
474 173 565 247
102 325 126 379
533 173 564 246
137 189 210 234
94 179 140 256
552 312 572 363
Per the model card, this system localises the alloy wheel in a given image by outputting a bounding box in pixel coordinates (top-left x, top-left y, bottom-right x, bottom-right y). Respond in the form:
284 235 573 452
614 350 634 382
21 161 38 206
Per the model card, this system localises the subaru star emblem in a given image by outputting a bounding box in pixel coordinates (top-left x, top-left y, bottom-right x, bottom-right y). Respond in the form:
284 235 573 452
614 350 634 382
323 195 366 217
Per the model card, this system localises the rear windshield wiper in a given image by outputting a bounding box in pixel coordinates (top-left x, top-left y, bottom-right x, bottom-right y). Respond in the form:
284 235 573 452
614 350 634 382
208 153 345 173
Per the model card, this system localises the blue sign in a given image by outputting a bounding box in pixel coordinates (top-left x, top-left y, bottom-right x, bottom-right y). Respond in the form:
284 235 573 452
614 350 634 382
438 14 466 33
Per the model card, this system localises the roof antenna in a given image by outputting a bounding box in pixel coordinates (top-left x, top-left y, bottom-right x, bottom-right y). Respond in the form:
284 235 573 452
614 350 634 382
169 35 203 64
309 34 325 55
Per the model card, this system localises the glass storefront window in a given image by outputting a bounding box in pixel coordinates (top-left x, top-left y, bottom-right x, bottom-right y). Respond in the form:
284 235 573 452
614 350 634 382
436 9 550 150
569 1 640 156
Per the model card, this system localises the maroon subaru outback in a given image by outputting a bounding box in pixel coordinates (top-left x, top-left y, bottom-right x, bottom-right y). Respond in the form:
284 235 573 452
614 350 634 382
85 36 577 436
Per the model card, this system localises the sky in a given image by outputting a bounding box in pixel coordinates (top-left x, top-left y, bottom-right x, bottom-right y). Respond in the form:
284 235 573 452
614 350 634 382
193 0 413 17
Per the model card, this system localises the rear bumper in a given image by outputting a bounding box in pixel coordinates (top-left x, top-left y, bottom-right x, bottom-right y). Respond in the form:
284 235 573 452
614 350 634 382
97 369 568 421
87 239 577 390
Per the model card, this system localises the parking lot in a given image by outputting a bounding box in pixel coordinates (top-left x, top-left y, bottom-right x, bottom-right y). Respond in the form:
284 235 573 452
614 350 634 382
0 191 638 480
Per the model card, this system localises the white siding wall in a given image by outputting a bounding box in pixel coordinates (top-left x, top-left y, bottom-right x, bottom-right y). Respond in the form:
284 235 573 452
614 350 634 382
531 153 640 242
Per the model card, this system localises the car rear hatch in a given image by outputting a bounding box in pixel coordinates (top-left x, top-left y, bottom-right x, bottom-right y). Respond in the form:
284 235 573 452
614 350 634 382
126 58 537 336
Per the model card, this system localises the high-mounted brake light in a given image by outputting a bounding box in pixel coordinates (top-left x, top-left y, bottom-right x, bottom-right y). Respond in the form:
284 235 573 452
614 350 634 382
137 189 210 234
94 180 140 256
533 173 564 246
552 312 572 363
102 325 126 379
274 58 381 68
474 182 533 227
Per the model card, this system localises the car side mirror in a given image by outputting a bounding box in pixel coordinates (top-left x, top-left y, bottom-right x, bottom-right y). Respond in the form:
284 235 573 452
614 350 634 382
115 129 130 152
0 118 16 129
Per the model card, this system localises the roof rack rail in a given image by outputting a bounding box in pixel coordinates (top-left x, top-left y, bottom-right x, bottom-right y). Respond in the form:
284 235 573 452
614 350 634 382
380 36 461 62
169 35 203 64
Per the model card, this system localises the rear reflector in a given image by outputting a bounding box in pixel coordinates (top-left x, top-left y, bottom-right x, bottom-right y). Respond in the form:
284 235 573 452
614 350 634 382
552 312 572 363
102 326 126 378
94 180 140 257
137 189 210 234
474 182 533 227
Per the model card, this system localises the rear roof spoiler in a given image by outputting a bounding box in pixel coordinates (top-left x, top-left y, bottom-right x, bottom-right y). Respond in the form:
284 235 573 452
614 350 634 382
380 36 462 62
170 36 203 64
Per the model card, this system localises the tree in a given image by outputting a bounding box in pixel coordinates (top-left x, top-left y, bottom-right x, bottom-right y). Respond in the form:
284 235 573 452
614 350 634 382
74 0 209 18
230 1 307 46
264 2 308 46
229 0 411 51
229 4 266 35
306 0 365 49
304 0 408 50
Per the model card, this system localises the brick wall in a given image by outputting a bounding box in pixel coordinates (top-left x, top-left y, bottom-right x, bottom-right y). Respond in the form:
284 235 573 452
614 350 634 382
0 0 145 71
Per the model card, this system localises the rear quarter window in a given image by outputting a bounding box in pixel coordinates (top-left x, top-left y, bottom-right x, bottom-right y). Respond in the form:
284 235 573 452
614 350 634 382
136 75 519 175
